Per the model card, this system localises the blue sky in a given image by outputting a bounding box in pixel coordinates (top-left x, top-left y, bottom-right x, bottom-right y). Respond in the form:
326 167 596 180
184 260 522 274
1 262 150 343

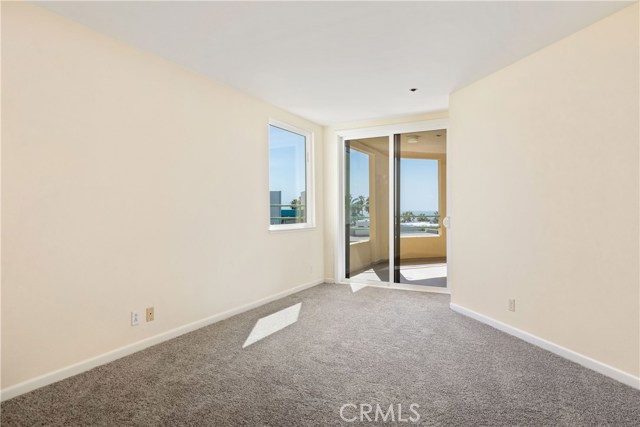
269 125 306 205
349 149 369 199
401 158 438 212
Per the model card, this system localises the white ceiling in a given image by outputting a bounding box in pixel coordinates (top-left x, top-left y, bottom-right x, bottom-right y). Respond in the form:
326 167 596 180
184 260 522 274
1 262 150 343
33 1 634 125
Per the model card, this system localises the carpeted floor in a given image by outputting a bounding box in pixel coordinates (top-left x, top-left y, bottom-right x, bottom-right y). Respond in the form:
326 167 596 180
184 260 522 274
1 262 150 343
2 284 639 426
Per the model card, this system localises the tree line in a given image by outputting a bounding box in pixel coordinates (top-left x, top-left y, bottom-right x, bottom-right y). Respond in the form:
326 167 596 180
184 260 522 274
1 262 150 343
400 211 439 224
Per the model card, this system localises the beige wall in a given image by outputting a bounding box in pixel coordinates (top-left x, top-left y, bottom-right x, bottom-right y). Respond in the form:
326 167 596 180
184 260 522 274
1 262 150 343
449 3 639 377
348 241 373 273
1 3 324 389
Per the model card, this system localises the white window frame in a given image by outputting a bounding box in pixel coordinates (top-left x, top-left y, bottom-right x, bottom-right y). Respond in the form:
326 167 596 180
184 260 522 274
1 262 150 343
268 119 315 231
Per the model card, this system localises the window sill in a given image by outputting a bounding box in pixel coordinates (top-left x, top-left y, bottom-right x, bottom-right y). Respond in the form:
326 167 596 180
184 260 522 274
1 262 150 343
269 223 316 232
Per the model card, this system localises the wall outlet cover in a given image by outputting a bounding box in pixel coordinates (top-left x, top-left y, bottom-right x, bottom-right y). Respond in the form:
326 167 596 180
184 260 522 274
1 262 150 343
146 307 154 322
131 311 140 326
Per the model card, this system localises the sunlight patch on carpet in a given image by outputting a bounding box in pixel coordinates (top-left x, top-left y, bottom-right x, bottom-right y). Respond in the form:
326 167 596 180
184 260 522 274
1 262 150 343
350 283 368 293
243 303 301 348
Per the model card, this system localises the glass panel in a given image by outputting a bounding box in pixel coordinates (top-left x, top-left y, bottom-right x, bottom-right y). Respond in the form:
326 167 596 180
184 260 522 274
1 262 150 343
269 125 307 225
400 158 439 237
345 137 389 283
395 131 448 287
349 148 370 242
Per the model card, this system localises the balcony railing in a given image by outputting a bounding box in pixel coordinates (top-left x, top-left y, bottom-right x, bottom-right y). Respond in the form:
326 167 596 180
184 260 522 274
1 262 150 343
400 214 441 236
270 204 306 224
348 214 441 242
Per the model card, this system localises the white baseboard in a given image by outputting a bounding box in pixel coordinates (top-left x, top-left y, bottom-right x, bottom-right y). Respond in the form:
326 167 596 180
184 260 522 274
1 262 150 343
450 303 640 390
324 277 336 284
1 279 325 401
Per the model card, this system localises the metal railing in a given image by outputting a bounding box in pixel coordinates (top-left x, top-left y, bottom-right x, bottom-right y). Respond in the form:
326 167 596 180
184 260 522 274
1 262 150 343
270 203 306 224
348 214 442 239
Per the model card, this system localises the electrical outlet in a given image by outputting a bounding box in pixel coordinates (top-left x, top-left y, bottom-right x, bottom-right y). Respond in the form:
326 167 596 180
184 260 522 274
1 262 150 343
131 311 141 326
508 299 516 312
146 306 154 322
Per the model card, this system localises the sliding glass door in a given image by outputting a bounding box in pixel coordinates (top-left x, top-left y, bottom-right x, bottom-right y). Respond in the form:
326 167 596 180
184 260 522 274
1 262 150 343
393 132 448 288
344 137 389 283
341 125 448 291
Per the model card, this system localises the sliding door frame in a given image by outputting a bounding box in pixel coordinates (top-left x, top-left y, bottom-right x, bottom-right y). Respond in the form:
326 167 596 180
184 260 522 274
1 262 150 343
336 118 450 294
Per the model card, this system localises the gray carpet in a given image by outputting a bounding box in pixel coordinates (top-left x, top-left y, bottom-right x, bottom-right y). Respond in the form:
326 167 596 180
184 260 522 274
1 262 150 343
2 284 639 426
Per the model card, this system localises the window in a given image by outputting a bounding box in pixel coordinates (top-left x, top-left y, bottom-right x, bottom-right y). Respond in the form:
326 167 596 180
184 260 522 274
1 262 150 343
400 158 440 237
269 120 313 230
